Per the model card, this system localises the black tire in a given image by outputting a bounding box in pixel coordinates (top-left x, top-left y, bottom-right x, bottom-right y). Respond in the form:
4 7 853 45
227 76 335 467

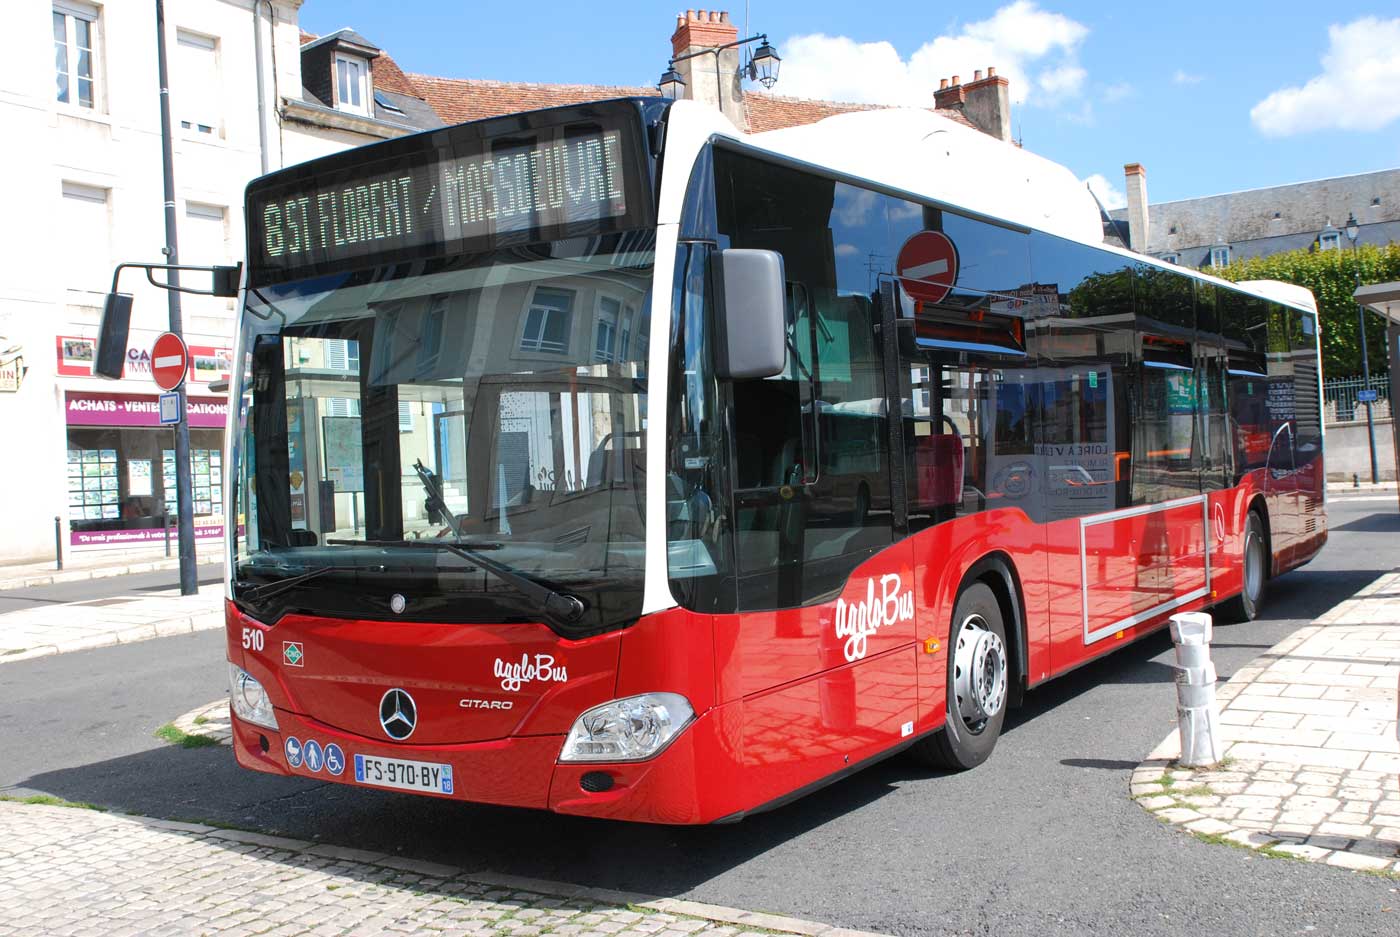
913 582 1010 770
1221 510 1268 623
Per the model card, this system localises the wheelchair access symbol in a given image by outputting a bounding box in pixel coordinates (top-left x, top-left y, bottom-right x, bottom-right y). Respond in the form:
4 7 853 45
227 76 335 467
323 743 345 777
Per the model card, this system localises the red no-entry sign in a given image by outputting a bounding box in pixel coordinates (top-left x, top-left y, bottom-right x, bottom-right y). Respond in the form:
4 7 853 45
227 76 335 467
151 332 189 392
896 231 960 306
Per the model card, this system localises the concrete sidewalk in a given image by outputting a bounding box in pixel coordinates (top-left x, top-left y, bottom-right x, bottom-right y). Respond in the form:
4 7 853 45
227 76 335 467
1134 570 1400 873
0 801 884 937
0 582 223 663
0 542 223 591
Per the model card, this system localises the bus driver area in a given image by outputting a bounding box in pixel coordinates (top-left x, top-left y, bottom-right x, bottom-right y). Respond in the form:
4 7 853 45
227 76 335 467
221 98 1324 825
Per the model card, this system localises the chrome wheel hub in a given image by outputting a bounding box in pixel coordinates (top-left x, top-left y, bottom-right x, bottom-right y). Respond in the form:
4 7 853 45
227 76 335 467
953 613 1007 730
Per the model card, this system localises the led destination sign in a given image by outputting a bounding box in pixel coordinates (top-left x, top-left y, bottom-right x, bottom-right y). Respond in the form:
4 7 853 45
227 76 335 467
250 121 641 283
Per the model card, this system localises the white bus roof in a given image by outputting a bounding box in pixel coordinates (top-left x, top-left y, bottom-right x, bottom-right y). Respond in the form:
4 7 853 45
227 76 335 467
660 101 1315 314
749 107 1104 244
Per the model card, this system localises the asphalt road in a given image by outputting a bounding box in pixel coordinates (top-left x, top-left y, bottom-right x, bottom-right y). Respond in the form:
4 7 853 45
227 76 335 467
3 498 1399 936
0 563 223 616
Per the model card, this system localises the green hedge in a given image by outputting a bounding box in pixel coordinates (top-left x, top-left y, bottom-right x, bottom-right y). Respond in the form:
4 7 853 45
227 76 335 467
1213 243 1400 379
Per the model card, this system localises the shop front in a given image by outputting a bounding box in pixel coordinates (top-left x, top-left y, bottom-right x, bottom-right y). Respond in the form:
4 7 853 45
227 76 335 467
64 390 228 549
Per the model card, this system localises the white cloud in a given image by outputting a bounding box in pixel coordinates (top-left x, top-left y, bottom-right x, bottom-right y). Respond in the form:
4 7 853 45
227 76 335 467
1251 16 1400 136
1082 173 1126 210
835 243 860 257
766 2 1089 109
1172 70 1203 85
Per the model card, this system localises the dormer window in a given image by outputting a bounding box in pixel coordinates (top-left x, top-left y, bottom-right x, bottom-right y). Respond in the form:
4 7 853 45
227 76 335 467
335 54 370 115
1209 245 1231 268
1319 230 1340 252
1160 252 1180 265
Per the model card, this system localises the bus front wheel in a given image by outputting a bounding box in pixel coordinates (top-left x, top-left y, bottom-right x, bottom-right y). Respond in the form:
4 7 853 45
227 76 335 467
1221 510 1268 622
914 582 1009 770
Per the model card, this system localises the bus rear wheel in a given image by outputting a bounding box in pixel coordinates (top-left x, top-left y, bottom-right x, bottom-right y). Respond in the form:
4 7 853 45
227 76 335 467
913 582 1009 770
1221 510 1268 622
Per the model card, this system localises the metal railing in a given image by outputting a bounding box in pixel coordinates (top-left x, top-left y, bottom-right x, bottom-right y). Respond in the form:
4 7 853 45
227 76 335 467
1323 374 1390 423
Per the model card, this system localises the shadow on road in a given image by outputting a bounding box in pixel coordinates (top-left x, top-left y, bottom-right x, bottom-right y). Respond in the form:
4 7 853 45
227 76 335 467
1330 511 1400 534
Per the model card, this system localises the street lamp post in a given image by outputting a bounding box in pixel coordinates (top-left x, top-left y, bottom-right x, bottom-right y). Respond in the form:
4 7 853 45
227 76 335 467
658 35 781 105
1345 212 1379 484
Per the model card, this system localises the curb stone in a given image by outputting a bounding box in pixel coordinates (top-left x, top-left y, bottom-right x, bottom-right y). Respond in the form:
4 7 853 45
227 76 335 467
0 801 891 937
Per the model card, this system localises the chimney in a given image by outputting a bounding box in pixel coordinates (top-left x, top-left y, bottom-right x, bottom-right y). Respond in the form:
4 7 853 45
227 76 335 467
934 75 964 109
961 66 1011 142
1124 163 1150 252
934 67 1011 142
670 11 745 127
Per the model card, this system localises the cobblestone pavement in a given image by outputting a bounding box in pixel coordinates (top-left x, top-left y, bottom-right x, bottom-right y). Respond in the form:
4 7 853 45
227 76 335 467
0 583 222 663
1134 570 1400 873
0 802 885 937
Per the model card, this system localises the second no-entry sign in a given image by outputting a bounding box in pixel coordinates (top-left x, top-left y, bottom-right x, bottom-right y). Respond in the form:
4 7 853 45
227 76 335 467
151 332 189 392
896 231 960 306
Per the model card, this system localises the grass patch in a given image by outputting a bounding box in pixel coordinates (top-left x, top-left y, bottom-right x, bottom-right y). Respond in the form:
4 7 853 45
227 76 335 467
1173 784 1217 798
1 793 106 811
193 715 209 726
155 723 222 749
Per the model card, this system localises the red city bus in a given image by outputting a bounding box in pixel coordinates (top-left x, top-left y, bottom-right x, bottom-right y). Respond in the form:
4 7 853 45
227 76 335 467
224 98 1325 823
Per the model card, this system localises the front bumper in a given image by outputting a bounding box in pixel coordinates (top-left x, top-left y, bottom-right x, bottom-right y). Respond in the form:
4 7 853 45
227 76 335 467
230 704 738 824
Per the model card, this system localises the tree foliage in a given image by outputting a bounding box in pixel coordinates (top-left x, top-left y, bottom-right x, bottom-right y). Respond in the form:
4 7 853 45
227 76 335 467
1213 243 1400 380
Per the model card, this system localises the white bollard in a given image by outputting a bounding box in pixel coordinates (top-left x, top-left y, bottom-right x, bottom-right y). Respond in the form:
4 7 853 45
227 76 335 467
1169 611 1224 767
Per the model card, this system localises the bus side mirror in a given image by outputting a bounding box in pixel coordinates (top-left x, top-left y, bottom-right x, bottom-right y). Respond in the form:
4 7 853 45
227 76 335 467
93 291 133 379
715 249 786 380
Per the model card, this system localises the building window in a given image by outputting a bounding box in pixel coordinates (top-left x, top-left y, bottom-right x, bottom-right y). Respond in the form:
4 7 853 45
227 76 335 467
1160 253 1180 265
1319 231 1341 252
182 202 226 264
335 54 370 115
1210 245 1231 268
520 288 574 354
176 30 219 134
373 89 404 116
54 2 98 109
62 181 110 293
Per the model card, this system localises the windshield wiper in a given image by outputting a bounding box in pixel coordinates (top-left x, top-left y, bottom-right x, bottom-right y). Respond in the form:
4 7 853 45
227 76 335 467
326 538 586 626
235 564 384 604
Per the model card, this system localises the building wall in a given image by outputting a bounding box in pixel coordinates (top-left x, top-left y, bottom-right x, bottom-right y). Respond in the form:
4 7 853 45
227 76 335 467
0 0 366 562
1325 417 1397 482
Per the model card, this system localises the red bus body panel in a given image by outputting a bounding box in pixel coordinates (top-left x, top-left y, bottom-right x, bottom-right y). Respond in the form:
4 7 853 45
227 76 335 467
226 465 1324 824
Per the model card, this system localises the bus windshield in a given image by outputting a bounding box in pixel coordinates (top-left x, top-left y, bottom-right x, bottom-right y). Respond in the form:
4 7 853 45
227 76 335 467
231 236 654 631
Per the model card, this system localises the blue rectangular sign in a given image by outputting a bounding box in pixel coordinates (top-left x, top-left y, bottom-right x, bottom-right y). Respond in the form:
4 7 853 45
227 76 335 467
1357 389 1379 403
158 392 180 424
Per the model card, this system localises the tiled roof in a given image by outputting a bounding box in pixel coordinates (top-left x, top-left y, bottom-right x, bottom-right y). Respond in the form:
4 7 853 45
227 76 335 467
744 91 976 133
408 74 657 125
302 31 983 138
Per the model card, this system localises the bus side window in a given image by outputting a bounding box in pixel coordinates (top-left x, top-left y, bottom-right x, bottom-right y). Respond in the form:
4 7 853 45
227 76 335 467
903 361 994 530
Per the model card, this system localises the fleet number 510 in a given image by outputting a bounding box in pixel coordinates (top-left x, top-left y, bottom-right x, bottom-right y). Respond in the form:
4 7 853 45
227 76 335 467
242 628 265 651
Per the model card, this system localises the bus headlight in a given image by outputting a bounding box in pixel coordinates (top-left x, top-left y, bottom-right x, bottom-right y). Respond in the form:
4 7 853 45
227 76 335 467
559 693 694 763
228 663 279 730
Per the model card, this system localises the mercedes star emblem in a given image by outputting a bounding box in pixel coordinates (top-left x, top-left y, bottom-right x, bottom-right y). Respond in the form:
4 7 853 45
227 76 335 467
390 593 407 614
378 688 418 741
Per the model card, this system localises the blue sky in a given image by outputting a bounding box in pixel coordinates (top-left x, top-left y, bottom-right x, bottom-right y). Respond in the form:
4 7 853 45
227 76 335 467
302 1 1400 208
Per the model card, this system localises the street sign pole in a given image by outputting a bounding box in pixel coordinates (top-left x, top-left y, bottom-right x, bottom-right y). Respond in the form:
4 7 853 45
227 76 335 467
156 0 196 596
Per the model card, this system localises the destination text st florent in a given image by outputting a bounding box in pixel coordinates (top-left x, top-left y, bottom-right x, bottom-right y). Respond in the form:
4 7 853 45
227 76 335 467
259 130 628 262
